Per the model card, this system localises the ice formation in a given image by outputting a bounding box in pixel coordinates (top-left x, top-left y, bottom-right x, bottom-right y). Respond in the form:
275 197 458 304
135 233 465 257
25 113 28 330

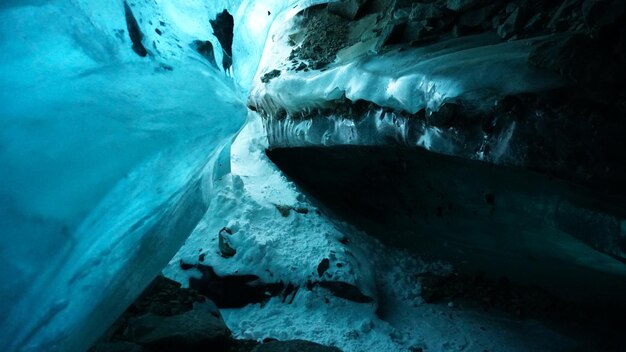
2 0 625 351
250 33 566 116
0 1 318 351
163 113 585 352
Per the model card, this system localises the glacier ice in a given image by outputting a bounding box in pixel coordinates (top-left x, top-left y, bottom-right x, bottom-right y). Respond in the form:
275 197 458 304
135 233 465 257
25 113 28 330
0 0 322 351
2 0 625 351
247 12 571 172
164 113 378 304
164 113 584 352
250 32 566 116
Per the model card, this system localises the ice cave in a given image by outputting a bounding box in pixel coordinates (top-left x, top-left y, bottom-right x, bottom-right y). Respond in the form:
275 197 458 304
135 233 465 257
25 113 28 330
1 0 625 351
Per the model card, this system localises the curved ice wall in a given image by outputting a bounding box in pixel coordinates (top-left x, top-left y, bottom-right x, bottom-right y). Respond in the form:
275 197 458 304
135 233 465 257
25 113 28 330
0 0 321 351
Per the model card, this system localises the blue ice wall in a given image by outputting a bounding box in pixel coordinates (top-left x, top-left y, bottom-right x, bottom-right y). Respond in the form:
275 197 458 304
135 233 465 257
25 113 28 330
0 0 323 351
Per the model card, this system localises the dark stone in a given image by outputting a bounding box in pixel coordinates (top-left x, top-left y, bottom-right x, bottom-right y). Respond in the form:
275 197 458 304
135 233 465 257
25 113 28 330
416 272 592 320
180 260 195 270
190 265 285 308
127 276 207 317
252 340 342 352
219 227 236 258
89 277 344 352
88 275 234 351
233 339 262 351
123 1 148 57
210 9 234 71
191 40 218 68
317 281 374 303
291 8 349 70
327 0 367 20
121 303 230 352
317 258 330 277
295 207 309 214
261 69 282 83
274 204 292 216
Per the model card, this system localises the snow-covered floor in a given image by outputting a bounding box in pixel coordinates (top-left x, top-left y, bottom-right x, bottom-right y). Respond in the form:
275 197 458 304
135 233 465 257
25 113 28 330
165 114 580 352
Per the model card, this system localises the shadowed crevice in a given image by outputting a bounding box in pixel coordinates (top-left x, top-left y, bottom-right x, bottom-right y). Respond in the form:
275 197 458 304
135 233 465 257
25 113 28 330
210 9 235 72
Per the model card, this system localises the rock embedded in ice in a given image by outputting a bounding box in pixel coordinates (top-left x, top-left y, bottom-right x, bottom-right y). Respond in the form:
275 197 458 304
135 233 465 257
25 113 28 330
219 227 237 258
327 0 368 20
316 258 330 277
123 1 148 57
90 275 230 351
190 40 218 68
188 264 285 308
261 69 282 83
121 305 231 351
210 9 235 72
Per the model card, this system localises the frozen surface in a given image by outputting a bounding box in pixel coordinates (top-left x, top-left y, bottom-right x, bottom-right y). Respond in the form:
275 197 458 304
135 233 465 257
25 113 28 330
248 11 570 170
250 33 566 115
167 114 581 352
165 113 377 298
0 0 322 351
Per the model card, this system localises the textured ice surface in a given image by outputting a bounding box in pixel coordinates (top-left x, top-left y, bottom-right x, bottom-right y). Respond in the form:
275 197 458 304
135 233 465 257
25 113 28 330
263 108 451 149
167 114 582 352
249 15 570 170
250 33 566 116
0 0 321 351
165 113 376 299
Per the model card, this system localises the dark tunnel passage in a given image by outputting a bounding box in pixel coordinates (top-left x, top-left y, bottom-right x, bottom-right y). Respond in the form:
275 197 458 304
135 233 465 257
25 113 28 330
267 145 626 305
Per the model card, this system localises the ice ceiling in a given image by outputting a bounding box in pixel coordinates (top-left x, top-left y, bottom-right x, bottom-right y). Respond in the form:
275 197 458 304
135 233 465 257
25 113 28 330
0 1 322 351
